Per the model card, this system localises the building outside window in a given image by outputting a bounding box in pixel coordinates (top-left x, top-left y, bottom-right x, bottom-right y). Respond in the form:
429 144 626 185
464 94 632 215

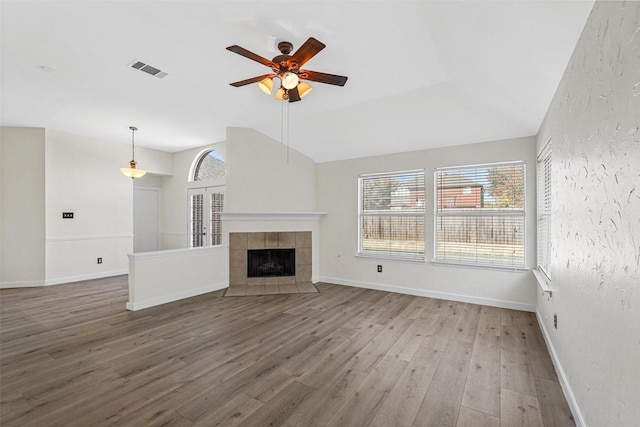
434 161 526 269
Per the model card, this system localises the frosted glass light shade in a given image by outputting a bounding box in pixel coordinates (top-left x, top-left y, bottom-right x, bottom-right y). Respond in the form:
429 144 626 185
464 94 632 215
281 71 299 90
298 82 313 98
120 160 147 179
274 87 285 100
258 77 273 94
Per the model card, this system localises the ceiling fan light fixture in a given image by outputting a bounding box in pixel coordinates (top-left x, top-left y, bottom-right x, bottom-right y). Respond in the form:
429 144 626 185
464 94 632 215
227 38 348 102
257 77 273 95
281 71 299 90
298 82 313 98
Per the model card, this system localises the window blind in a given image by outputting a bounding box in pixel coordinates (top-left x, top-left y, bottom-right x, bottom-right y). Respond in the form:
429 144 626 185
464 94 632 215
190 193 204 247
537 143 551 278
358 170 425 260
210 192 224 246
434 162 526 268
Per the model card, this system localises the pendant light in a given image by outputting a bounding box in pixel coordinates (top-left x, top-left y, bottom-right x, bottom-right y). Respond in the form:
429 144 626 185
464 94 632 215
120 126 146 179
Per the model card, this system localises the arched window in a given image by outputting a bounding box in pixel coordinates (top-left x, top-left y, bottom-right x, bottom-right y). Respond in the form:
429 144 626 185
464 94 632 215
192 150 225 181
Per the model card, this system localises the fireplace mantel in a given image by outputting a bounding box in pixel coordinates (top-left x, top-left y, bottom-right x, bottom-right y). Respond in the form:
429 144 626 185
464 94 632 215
221 212 327 221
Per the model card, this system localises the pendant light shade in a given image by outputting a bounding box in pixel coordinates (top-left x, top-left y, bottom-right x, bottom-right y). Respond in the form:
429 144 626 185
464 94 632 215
297 82 313 98
120 126 146 179
274 87 285 100
257 77 273 95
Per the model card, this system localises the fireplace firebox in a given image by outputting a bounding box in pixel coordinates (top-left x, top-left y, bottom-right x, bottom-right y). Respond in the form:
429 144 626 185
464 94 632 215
247 248 295 278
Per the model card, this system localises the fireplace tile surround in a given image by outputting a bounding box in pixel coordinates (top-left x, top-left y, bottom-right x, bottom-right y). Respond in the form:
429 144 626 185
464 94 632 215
227 231 317 296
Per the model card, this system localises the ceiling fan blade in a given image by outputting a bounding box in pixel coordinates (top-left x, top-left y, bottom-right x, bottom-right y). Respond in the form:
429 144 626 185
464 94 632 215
226 45 273 67
288 86 301 102
230 74 273 87
291 37 326 68
299 70 348 86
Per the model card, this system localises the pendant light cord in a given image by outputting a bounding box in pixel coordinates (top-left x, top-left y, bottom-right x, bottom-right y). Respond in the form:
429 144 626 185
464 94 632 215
130 126 138 161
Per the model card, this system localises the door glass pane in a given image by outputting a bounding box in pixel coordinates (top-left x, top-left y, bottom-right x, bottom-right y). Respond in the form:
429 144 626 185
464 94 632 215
210 192 224 246
190 193 204 247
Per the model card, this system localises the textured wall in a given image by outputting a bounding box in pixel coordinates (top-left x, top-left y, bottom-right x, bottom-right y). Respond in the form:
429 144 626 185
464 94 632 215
536 2 640 426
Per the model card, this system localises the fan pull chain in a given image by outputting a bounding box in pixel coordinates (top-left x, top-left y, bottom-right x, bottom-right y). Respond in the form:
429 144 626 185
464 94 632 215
286 101 290 165
280 97 290 165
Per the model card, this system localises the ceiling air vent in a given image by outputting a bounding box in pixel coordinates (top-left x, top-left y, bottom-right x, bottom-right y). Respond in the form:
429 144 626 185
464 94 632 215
128 59 168 79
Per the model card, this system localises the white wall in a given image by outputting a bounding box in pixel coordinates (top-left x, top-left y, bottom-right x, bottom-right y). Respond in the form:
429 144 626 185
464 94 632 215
317 136 538 310
225 127 316 213
44 130 137 283
0 127 46 287
0 127 173 287
127 246 228 310
536 2 640 426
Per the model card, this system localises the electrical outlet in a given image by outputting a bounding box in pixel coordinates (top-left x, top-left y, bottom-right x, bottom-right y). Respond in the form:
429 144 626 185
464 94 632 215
553 313 557 329
377 265 382 273
97 257 102 264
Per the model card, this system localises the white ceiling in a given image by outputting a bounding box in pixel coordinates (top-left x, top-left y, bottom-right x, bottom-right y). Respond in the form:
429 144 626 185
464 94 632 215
1 1 594 163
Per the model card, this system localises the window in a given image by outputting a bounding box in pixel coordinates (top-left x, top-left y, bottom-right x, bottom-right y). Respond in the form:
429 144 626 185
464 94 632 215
358 170 425 260
434 162 525 268
189 187 224 247
537 143 551 278
192 150 225 181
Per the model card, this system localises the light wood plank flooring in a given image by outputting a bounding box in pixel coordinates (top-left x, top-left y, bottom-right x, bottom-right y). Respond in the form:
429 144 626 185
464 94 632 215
0 276 574 426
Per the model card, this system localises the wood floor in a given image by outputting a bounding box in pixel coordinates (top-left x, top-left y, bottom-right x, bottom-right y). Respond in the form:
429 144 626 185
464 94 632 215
0 276 574 426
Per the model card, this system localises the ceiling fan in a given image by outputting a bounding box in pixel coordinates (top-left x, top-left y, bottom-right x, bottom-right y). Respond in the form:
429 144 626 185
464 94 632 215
226 37 348 102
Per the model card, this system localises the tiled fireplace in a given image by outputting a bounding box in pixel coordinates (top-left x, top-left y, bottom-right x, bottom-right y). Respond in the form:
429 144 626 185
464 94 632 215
227 231 316 296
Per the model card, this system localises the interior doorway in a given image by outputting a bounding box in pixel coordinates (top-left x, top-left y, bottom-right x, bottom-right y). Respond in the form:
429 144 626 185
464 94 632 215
133 187 160 252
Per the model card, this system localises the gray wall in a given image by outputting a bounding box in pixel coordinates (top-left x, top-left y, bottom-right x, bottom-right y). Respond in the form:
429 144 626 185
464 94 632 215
536 2 640 425
0 127 46 286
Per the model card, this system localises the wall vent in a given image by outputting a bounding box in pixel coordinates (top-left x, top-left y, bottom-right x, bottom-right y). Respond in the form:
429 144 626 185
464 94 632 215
128 59 168 79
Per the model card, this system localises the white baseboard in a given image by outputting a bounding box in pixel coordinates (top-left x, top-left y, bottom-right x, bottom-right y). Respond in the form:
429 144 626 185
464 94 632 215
318 276 535 312
1 279 45 288
126 282 228 311
535 310 585 427
1 270 128 289
45 270 128 286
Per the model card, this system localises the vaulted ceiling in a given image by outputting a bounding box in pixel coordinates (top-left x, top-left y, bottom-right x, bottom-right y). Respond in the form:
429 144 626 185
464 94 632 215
1 1 594 162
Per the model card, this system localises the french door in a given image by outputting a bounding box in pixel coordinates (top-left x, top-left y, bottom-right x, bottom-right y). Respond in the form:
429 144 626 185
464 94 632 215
188 186 224 247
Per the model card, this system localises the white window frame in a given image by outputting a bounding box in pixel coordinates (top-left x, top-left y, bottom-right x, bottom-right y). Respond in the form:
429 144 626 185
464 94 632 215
358 169 426 261
434 161 527 269
537 142 552 279
189 149 226 182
